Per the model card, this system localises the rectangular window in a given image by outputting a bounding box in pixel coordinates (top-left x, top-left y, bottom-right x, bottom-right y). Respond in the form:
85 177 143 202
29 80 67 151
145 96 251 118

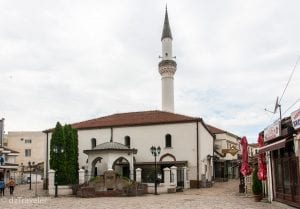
165 134 172 148
25 139 32 144
25 149 31 157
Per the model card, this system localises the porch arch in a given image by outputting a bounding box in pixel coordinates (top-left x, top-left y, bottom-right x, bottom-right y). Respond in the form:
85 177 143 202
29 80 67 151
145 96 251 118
91 157 103 177
160 153 176 162
112 157 130 178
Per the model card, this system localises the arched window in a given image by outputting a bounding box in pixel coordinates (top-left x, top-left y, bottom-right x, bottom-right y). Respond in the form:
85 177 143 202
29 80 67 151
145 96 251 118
125 136 130 148
165 134 172 148
91 138 96 149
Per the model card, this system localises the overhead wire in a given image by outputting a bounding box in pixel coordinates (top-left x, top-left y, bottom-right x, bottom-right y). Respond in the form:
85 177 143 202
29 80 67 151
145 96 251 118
282 98 300 116
265 56 299 123
278 56 300 104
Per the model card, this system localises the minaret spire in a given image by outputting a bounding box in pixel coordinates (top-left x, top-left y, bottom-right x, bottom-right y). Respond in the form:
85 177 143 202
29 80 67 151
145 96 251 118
161 6 173 41
159 7 177 113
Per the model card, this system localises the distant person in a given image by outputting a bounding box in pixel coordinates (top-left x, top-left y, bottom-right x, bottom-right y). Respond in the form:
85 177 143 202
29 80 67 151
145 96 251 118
7 177 15 195
0 178 5 196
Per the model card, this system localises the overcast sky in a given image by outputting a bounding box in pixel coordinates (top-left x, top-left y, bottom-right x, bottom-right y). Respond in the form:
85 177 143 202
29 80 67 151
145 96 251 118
1 0 299 143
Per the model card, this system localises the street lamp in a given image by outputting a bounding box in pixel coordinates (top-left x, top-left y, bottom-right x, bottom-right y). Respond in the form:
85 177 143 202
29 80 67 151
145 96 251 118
53 145 64 197
28 161 35 190
35 164 38 196
150 146 161 195
20 163 24 184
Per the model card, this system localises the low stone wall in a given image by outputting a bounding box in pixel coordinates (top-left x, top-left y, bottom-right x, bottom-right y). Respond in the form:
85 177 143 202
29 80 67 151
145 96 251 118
189 180 213 188
48 185 73 196
77 187 95 198
48 169 85 196
76 171 147 198
57 185 73 195
77 184 147 198
146 183 177 194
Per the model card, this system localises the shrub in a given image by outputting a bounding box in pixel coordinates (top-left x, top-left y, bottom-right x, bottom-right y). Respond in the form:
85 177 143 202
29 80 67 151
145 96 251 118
252 167 262 195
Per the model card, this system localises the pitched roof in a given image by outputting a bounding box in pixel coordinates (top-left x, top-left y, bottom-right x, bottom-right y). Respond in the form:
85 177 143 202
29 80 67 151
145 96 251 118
93 142 129 150
45 110 201 132
206 124 240 139
206 124 226 134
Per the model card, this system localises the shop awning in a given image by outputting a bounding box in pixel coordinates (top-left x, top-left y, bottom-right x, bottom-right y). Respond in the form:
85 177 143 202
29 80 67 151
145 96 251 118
258 138 286 154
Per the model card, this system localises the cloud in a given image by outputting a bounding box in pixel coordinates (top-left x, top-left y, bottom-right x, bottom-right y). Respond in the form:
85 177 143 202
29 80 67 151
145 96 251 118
0 0 299 143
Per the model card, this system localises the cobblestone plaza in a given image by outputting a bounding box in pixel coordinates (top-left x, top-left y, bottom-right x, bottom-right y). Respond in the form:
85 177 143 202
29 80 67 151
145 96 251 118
0 180 294 209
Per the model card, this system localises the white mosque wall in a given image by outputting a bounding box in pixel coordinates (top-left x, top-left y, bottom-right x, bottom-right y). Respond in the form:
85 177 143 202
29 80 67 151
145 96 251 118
46 121 214 183
199 123 214 181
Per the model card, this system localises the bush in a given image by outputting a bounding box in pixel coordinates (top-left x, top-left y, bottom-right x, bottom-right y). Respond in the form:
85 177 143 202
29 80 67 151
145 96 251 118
252 167 262 195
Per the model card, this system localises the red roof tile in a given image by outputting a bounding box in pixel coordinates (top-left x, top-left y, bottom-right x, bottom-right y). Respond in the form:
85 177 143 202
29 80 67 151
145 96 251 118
206 124 241 139
206 124 226 134
46 110 201 132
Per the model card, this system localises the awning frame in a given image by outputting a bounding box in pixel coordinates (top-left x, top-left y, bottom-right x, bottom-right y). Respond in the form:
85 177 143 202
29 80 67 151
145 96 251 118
258 138 286 154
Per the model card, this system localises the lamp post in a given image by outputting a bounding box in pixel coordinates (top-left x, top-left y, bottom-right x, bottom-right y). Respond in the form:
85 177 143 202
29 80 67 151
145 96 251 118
20 163 24 184
35 164 38 196
150 146 161 195
53 145 64 197
28 161 35 190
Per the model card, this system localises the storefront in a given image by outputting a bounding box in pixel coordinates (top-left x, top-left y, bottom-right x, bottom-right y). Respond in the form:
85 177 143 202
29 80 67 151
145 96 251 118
260 114 300 208
214 159 239 181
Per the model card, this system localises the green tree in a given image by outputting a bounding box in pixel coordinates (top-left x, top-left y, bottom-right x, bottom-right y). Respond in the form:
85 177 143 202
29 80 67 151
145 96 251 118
50 122 66 185
50 122 79 185
64 124 79 184
252 166 262 195
72 128 79 183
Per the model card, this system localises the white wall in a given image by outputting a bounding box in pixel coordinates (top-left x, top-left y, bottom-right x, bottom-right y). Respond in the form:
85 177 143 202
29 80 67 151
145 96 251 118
199 123 214 181
214 133 240 161
78 123 199 180
47 121 214 182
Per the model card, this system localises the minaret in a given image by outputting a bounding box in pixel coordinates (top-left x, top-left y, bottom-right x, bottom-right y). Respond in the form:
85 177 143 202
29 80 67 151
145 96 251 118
159 7 177 112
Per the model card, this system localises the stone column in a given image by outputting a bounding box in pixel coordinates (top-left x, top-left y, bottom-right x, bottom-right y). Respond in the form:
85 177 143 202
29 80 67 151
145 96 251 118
170 166 177 186
87 157 93 181
183 166 190 189
78 169 85 185
136 168 142 183
129 160 134 180
163 167 170 186
48 169 55 196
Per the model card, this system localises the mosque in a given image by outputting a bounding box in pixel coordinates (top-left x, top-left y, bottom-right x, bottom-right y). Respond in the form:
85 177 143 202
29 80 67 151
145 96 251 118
45 8 214 189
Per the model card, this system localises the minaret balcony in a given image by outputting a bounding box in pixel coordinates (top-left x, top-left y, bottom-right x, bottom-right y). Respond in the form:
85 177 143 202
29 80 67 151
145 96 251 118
159 60 177 68
159 60 177 77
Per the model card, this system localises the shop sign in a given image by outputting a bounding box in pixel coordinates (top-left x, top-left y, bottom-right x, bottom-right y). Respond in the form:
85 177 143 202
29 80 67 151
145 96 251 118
291 108 300 130
264 120 281 142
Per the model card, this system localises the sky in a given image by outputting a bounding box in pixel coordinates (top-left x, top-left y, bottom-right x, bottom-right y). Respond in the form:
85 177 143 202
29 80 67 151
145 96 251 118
1 0 300 143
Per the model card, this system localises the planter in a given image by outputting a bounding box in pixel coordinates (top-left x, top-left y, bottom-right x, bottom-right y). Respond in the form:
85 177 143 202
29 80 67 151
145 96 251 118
253 194 263 202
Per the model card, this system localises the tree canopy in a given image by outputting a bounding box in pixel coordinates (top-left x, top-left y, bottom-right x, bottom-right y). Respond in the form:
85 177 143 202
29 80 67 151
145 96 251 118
50 122 79 185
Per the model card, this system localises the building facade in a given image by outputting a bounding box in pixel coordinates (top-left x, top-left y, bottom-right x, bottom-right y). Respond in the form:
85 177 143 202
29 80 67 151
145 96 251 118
207 125 241 181
5 131 46 167
45 111 214 189
44 8 215 191
0 147 19 182
5 131 46 184
259 111 300 207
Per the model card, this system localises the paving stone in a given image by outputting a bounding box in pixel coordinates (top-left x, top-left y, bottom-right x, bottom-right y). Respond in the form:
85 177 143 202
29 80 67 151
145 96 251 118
0 180 292 209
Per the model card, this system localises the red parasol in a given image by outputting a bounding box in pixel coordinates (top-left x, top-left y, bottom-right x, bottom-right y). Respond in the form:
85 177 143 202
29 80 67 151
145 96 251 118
240 136 252 176
257 134 267 180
